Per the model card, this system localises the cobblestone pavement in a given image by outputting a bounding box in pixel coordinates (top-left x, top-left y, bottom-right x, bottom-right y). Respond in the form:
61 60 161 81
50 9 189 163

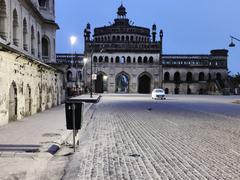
63 95 240 180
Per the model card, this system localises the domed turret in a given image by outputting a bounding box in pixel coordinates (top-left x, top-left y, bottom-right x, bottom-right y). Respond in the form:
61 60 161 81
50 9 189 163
152 24 157 42
117 4 127 18
84 23 91 42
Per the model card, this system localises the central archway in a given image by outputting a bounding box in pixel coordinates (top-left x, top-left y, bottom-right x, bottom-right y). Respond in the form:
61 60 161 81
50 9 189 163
138 74 151 94
116 72 130 93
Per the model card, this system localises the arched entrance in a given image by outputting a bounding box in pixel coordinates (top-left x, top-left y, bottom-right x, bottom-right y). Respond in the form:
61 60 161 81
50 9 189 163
165 88 169 94
138 74 151 94
25 84 31 116
216 73 222 81
95 73 108 93
116 72 129 93
9 82 17 122
174 88 179 94
95 74 104 93
36 85 41 112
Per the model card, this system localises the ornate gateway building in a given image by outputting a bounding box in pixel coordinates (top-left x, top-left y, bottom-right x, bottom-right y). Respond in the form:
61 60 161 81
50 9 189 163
0 0 63 126
84 5 228 94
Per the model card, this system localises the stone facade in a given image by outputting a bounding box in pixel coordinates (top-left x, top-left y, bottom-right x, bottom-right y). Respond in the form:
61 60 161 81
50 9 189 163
83 5 228 94
0 0 63 126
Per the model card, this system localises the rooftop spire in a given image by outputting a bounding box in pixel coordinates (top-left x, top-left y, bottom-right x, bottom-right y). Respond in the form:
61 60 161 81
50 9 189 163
117 3 127 18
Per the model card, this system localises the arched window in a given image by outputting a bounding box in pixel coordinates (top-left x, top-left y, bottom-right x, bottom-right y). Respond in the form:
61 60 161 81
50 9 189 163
112 36 116 41
99 56 103 63
138 56 142 63
23 18 28 51
186 72 193 82
121 36 124 41
115 56 120 63
31 26 35 55
133 57 136 63
93 56 97 63
143 56 148 63
199 72 205 81
42 36 50 61
38 0 48 8
130 36 133 41
67 71 72 81
174 72 181 82
0 0 7 40
111 57 113 63
126 36 129 41
127 56 131 63
149 56 153 64
164 72 170 81
120 56 125 64
117 36 120 41
104 56 109 63
13 9 19 46
37 32 40 58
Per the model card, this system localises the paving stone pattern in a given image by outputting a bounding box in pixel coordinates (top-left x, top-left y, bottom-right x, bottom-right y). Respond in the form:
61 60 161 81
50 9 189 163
63 96 240 180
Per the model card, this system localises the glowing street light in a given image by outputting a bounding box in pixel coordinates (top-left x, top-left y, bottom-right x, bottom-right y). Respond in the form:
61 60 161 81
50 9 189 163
70 35 77 46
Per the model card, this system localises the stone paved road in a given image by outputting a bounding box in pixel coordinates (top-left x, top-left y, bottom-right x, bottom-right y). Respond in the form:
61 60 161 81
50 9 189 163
63 95 240 180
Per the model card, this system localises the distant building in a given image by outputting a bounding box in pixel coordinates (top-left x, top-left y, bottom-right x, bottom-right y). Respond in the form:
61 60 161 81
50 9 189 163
83 4 229 94
0 0 63 126
54 53 84 97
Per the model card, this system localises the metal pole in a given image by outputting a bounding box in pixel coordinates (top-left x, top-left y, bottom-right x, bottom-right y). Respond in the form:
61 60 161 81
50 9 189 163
159 29 163 88
72 103 76 152
90 50 93 98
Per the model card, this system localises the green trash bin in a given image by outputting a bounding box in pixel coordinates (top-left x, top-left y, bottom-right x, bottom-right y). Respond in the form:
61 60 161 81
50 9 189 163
65 101 83 130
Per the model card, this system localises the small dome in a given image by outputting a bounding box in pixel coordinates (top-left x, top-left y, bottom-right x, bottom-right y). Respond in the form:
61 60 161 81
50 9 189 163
152 24 156 31
117 4 127 17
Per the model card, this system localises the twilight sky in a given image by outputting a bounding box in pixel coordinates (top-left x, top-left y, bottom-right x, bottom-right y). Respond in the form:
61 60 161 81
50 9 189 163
56 0 240 74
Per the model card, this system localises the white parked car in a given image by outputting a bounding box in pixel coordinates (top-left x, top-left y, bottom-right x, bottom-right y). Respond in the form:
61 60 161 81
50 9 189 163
152 88 166 100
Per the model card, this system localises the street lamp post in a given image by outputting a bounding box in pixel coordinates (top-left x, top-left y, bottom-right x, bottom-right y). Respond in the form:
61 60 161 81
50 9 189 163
70 36 77 152
159 29 163 88
90 49 93 98
70 36 77 96
229 35 240 47
229 35 240 96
